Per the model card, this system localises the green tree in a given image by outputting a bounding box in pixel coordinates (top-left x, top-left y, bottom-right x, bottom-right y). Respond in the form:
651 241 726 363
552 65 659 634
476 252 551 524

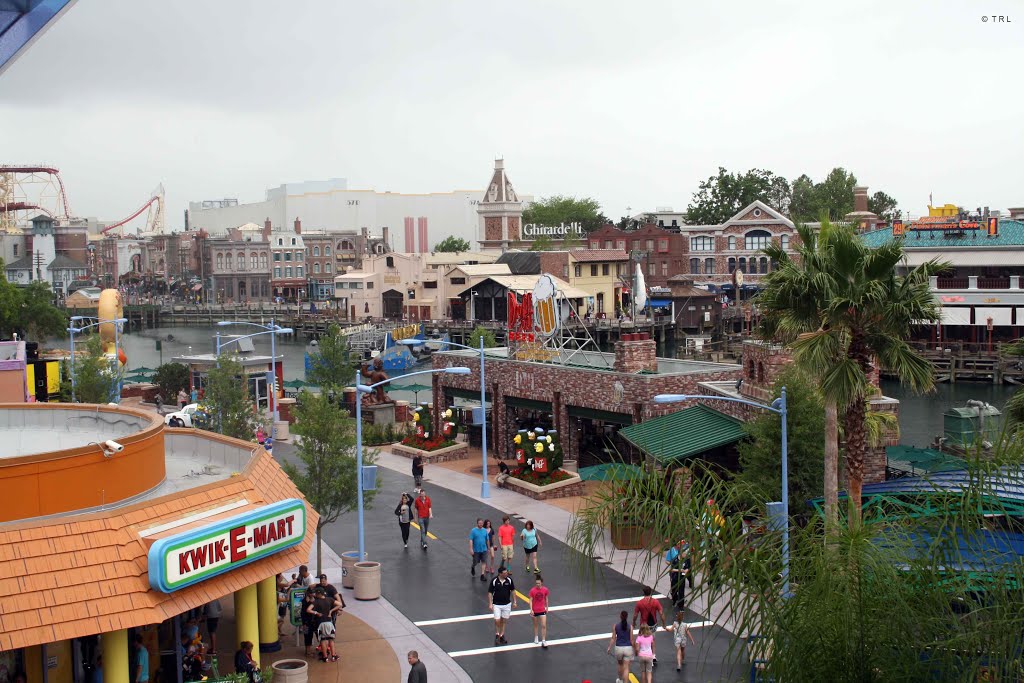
735 367 824 516
69 334 122 403
868 190 900 222
523 195 607 233
154 362 190 399
202 354 263 440
467 325 497 349
685 167 791 224
759 220 946 528
814 167 858 220
282 390 376 575
433 236 471 253
789 173 819 223
306 325 355 390
528 235 554 251
0 266 67 341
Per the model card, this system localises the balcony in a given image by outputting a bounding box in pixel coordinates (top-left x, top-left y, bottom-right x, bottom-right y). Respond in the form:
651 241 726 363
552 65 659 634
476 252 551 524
932 276 1020 291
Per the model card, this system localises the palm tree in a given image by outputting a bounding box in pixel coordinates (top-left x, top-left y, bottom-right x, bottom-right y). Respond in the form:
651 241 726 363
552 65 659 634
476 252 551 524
759 219 946 528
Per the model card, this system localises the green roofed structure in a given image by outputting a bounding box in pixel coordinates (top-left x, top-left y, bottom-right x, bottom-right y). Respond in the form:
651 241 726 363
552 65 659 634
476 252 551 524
619 404 746 465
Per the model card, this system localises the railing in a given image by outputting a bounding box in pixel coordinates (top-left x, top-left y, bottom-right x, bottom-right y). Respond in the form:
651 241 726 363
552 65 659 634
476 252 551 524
935 277 969 289
978 277 1011 289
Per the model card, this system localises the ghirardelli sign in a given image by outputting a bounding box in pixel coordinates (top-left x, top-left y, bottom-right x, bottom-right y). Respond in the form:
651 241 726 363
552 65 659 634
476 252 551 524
522 222 585 239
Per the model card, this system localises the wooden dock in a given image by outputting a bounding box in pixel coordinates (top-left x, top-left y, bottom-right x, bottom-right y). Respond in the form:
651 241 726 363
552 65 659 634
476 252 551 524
881 342 1024 384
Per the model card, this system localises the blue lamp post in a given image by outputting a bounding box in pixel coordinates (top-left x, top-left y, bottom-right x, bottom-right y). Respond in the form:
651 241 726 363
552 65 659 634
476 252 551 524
68 316 129 403
653 387 790 597
400 336 492 498
215 319 293 426
355 366 471 561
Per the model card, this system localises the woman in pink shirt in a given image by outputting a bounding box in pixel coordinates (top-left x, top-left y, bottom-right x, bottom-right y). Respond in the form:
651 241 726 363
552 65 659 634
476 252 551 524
529 575 550 648
634 624 656 683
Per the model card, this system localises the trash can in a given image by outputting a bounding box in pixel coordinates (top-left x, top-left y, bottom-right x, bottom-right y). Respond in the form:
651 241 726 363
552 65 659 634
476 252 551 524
271 659 308 683
352 561 381 600
341 550 361 589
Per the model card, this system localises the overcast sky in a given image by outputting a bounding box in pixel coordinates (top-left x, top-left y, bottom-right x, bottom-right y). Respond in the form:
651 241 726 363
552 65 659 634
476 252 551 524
1 0 1020 228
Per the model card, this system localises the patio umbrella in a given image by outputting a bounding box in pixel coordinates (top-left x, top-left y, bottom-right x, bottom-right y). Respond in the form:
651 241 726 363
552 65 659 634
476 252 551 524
283 379 310 389
124 370 155 381
578 463 642 482
390 382 433 403
130 366 158 374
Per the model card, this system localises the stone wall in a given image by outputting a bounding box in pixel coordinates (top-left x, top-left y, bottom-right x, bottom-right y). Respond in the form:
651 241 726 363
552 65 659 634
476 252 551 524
503 476 587 500
391 442 470 463
613 336 657 373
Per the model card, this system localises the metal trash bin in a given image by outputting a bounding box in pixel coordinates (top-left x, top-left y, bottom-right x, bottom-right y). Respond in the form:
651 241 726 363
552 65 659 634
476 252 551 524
271 659 308 683
341 550 360 589
352 561 381 600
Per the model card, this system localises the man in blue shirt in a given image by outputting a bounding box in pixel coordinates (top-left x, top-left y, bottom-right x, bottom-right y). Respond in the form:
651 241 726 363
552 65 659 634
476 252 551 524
665 539 691 609
469 518 490 581
133 634 149 683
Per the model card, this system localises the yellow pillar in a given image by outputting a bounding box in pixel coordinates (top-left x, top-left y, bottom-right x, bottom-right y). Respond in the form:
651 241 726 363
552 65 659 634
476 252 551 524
22 645 44 683
234 584 260 665
101 629 129 683
257 576 281 652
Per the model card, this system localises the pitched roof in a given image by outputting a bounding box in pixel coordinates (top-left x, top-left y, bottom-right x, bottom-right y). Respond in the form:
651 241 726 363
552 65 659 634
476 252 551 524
0 448 318 652
458 274 590 300
569 249 629 262
449 263 512 276
496 251 540 274
48 254 86 270
3 255 33 270
860 219 1024 249
723 200 794 228
620 405 746 463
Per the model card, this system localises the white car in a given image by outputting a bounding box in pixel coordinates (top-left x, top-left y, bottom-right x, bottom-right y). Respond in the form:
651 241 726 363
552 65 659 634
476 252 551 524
164 403 199 428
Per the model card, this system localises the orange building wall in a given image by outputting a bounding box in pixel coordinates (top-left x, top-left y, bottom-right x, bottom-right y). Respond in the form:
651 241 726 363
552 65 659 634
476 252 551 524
0 371 27 402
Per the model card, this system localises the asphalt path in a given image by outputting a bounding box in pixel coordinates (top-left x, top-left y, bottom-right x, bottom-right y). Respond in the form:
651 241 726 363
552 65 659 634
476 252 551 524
276 444 743 682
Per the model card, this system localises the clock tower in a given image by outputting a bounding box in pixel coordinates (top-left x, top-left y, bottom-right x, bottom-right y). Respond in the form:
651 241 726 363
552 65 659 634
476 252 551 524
477 158 523 251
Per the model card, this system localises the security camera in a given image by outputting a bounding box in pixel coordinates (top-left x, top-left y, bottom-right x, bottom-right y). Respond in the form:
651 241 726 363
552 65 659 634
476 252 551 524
102 440 125 455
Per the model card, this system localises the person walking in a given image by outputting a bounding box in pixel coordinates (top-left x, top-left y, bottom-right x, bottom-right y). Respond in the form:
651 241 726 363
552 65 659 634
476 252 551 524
406 651 427 683
411 454 424 491
632 587 665 667
487 566 517 646
665 539 690 610
307 587 338 662
154 393 164 415
529 574 550 648
606 610 634 683
670 609 695 670
497 516 516 567
469 518 489 581
177 388 188 408
414 489 432 551
394 493 413 548
521 520 541 573
482 519 496 575
634 624 656 683
204 598 222 654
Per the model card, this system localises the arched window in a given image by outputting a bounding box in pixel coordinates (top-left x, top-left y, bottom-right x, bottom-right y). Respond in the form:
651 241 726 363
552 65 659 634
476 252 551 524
759 257 769 274
237 252 245 270
780 234 790 251
325 245 331 255
341 240 354 251
689 258 701 274
313 246 320 256
251 253 258 269
375 244 385 254
757 362 766 383
738 257 747 273
748 359 756 379
325 262 332 273
314 263 321 274
690 236 714 251
728 236 737 250
225 254 233 270
704 258 715 274
728 257 736 273
745 229 771 251
216 253 223 270
260 253 268 269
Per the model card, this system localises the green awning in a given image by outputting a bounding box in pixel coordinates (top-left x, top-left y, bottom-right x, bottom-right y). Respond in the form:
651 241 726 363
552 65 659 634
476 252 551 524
886 446 965 474
505 396 552 412
567 405 633 425
619 405 746 464
446 387 491 402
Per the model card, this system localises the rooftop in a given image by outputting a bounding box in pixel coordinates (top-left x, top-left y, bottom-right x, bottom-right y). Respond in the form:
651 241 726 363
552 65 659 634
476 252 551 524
439 347 740 377
860 219 1024 249
569 249 630 262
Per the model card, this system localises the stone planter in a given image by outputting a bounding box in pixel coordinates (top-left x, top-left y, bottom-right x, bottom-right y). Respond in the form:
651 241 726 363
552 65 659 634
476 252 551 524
391 441 470 463
503 472 586 500
271 659 308 683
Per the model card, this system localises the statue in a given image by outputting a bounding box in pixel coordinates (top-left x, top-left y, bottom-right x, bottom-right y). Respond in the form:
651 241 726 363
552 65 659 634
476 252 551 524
360 357 391 405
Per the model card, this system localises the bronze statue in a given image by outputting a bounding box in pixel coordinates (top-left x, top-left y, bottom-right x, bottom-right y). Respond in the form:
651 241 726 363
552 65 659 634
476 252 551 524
360 357 391 405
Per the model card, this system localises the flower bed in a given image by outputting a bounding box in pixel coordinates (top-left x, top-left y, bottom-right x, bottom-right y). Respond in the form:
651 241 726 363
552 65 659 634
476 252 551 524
508 466 575 486
504 469 585 500
400 433 455 451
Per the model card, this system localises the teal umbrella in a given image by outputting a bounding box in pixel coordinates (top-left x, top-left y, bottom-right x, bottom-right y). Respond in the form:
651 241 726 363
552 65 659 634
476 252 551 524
125 371 155 382
283 379 310 389
390 382 433 403
131 366 158 373
578 463 642 482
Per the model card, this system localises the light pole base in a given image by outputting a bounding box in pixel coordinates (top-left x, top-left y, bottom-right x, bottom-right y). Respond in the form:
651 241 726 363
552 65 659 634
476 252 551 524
480 481 491 499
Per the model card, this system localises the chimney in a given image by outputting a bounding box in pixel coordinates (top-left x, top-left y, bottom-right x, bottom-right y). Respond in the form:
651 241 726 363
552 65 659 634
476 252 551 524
418 217 428 253
854 186 869 213
404 217 414 252
613 333 658 374
294 217 302 235
263 217 272 239
381 226 390 251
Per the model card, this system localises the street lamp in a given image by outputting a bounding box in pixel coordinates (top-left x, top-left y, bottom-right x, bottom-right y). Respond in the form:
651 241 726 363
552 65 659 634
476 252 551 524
68 316 129 403
400 336 492 498
216 320 293 426
355 366 471 561
653 387 790 598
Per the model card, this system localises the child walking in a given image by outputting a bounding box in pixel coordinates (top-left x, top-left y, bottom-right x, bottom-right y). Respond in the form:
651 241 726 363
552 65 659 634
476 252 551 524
671 610 695 670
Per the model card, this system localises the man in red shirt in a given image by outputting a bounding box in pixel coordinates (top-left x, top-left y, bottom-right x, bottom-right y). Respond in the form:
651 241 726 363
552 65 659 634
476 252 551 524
632 585 665 667
414 489 433 550
497 515 516 565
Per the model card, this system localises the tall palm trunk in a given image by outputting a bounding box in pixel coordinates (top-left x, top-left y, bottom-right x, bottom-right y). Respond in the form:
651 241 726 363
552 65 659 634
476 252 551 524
823 400 839 531
843 399 868 529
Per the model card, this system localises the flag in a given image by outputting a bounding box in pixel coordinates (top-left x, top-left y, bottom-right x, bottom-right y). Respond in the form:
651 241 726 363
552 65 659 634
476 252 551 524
634 263 647 310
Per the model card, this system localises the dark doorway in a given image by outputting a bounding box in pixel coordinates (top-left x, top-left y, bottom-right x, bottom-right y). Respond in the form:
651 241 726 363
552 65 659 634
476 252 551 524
382 289 404 319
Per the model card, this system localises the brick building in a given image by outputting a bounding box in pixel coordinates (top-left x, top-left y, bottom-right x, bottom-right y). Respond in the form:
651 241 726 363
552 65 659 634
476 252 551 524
209 221 272 302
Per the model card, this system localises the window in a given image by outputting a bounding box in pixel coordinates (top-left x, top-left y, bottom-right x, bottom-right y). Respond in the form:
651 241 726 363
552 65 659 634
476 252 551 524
314 263 321 273
273 252 281 262
296 252 304 262
759 257 769 274
285 267 293 277
657 239 669 253
297 267 304 277
290 237 296 246
631 240 640 251
386 256 395 268
226 282 233 298
325 263 331 273
450 277 466 285
602 264 610 276
604 240 612 249
780 234 790 251
704 258 715 274
217 254 224 269
690 236 714 251
661 261 668 276
325 245 331 255
738 257 747 273
645 239 654 251
563 265 569 278
12 245 17 256
616 239 626 250
648 262 655 276
590 265 598 277
424 281 437 289
341 240 353 251
574 264 582 278
260 253 268 268
274 267 281 278
745 230 771 251
728 257 736 273
284 252 292 261
615 264 622 277
337 282 346 289
590 241 599 249
313 246 320 256
690 258 701 274
225 254 233 270
728 236 737 250
366 281 374 289
251 253 257 269
671 219 678 227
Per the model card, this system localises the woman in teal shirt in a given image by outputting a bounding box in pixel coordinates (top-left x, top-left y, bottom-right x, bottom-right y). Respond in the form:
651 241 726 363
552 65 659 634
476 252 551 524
520 520 542 573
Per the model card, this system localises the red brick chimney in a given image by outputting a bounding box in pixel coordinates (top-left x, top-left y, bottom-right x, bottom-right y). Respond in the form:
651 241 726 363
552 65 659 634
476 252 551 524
263 218 272 240
613 333 658 373
294 217 302 235
854 186 869 213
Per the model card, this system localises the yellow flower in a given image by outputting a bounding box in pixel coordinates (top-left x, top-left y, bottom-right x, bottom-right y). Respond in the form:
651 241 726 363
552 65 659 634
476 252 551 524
546 435 553 443
413 413 420 421
443 409 452 418
534 442 544 453
513 434 522 444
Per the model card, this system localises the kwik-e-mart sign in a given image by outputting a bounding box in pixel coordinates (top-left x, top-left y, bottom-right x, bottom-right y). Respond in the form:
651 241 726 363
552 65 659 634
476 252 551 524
148 499 306 592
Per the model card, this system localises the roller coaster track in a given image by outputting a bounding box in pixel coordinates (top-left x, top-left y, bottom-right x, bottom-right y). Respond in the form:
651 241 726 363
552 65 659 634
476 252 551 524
0 165 72 217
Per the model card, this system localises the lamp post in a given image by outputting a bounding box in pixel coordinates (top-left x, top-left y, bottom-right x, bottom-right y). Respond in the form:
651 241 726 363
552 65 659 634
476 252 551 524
470 290 479 322
355 366 471 560
653 387 790 598
68 316 129 403
216 319 293 426
400 336 491 498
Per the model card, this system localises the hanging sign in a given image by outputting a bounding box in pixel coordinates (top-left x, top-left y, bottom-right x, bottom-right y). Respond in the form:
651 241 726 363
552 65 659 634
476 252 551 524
148 498 306 593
